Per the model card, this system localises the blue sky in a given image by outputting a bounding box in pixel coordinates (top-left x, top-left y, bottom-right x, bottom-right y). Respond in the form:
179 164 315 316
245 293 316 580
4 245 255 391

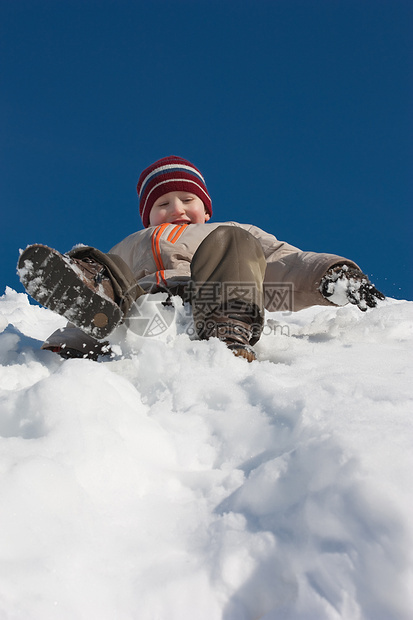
1 0 412 301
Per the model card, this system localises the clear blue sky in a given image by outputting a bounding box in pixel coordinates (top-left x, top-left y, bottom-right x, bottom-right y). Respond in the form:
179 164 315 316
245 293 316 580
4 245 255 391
1 0 412 301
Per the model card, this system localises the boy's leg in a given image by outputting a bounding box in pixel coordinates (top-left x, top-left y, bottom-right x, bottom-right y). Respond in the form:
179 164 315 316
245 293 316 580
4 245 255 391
18 244 144 341
190 226 267 360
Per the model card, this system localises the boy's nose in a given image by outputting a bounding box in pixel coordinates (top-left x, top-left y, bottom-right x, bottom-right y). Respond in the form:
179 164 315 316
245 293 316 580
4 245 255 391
170 198 184 213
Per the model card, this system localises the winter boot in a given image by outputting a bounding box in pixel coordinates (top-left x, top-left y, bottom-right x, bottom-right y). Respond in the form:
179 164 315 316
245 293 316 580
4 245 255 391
18 244 123 340
197 303 262 362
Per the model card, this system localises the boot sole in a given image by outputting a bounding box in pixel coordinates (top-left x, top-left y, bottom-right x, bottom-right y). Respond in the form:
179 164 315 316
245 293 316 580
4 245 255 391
18 244 122 339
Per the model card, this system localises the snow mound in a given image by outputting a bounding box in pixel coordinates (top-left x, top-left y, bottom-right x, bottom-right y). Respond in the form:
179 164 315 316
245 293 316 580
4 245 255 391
0 286 412 619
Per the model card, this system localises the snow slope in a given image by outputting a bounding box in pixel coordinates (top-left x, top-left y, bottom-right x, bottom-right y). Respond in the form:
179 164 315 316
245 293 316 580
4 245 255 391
0 287 412 620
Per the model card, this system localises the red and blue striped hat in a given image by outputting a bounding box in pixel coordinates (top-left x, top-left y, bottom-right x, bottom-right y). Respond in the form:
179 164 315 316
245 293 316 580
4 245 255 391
137 155 212 227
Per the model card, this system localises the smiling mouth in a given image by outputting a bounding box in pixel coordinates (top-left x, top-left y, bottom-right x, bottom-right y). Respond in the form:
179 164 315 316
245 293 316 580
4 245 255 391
171 219 191 224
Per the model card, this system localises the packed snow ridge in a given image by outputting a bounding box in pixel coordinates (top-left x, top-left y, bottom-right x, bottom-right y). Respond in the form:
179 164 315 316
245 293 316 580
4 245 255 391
0 286 412 620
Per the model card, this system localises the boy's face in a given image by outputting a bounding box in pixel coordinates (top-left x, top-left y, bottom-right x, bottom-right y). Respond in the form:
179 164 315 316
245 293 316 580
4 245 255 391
149 191 211 226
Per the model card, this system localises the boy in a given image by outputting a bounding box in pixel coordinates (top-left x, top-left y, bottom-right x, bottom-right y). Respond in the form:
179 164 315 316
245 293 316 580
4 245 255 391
18 155 385 362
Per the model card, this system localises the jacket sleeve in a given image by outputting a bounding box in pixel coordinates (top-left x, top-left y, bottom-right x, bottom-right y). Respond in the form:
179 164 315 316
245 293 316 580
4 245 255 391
242 224 360 312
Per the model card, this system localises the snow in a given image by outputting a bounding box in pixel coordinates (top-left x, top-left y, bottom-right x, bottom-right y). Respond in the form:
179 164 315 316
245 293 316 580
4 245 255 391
0 285 412 620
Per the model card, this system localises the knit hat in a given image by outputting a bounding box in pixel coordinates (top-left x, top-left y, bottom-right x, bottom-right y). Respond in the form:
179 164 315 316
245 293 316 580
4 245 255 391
137 155 212 227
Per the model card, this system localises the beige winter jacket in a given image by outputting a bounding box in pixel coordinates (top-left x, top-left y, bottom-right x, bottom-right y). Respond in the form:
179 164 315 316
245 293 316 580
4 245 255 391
110 221 359 312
